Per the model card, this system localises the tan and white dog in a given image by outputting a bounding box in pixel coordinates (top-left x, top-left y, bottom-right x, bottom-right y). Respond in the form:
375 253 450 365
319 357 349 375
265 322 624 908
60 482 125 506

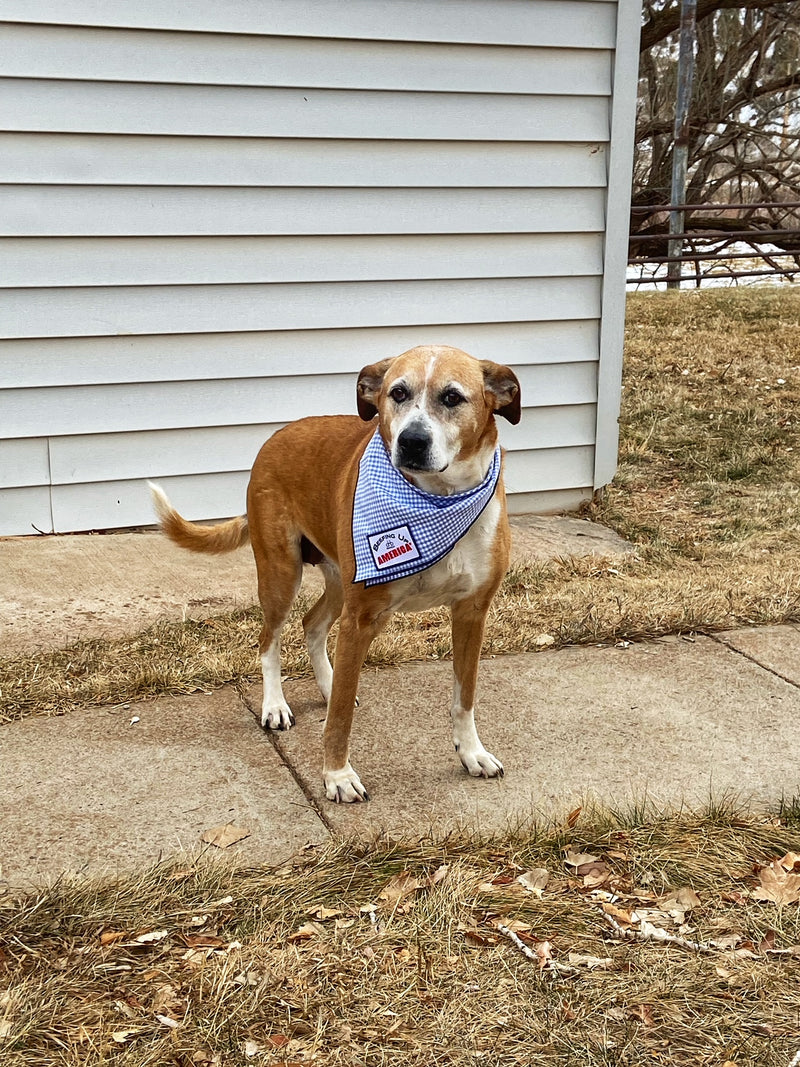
150 345 520 803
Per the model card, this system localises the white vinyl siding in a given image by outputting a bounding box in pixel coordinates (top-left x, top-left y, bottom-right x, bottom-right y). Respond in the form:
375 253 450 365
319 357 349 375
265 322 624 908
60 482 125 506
0 0 639 536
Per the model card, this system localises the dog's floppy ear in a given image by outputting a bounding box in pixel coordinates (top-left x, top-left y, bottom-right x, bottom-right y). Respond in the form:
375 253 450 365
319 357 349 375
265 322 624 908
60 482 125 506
482 361 521 424
356 358 394 421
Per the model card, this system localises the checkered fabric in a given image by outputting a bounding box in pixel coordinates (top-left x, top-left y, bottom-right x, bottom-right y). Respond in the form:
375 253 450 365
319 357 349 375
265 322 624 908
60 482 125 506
352 429 501 587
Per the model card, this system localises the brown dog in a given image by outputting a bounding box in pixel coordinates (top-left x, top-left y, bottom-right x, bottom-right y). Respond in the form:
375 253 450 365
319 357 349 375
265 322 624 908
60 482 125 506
150 345 520 802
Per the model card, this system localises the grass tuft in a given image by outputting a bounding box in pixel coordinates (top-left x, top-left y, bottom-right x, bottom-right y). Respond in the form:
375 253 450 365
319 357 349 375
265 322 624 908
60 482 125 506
2 804 800 1066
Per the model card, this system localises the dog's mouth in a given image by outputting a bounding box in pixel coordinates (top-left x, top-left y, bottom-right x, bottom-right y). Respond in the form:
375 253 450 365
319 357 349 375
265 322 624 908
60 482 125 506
398 459 449 474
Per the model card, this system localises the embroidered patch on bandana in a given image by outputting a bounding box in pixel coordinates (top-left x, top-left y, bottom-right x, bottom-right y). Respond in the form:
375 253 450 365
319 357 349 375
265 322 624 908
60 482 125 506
352 429 501 587
368 525 421 571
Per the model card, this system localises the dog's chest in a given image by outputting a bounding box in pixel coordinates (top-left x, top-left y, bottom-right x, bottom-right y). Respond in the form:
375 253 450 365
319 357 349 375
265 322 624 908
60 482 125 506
387 495 501 612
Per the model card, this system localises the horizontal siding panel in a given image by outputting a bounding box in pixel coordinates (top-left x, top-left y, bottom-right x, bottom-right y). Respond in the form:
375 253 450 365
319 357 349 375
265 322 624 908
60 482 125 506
0 80 610 141
4 25 611 95
48 444 596 532
4 234 605 288
498 404 596 453
3 363 598 438
0 485 52 535
0 135 609 187
52 425 286 486
0 437 50 488
48 442 596 532
0 321 600 388
1 2 617 47
1 276 602 339
50 472 250 532
4 187 605 238
504 445 594 493
48 404 596 484
507 487 592 516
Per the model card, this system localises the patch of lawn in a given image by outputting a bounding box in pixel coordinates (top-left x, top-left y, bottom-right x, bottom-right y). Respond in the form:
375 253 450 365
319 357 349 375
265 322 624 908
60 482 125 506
2 804 800 1066
1 288 799 723
597 287 800 559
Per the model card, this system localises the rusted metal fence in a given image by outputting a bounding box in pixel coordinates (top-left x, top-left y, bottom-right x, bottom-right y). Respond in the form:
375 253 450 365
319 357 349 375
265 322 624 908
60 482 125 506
627 201 800 287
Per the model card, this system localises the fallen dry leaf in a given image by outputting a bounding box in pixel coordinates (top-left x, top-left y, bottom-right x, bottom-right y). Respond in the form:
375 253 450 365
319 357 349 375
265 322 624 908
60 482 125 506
759 929 776 952
630 1003 655 1027
581 863 610 888
426 863 449 886
312 906 343 920
151 984 184 1015
601 901 635 924
191 1051 221 1066
564 850 599 868
155 1014 180 1030
181 947 214 966
135 929 169 944
99 929 127 946
459 925 498 948
489 917 531 935
533 633 555 648
534 940 554 971
566 805 582 828
288 921 326 942
111 1029 139 1044
517 868 550 893
751 855 800 905
201 824 250 849
178 932 227 949
659 886 701 918
568 952 614 970
379 871 422 904
564 850 611 886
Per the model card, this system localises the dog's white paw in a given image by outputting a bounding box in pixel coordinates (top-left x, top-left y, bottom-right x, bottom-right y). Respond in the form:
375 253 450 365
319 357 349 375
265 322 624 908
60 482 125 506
261 702 295 731
455 741 504 779
323 764 370 803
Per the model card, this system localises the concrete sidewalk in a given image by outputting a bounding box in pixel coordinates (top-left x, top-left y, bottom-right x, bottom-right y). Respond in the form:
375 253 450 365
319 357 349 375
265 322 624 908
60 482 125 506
2 521 799 890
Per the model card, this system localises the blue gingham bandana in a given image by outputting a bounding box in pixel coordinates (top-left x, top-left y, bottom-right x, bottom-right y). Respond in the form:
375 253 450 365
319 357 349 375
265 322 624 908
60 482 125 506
352 429 501 586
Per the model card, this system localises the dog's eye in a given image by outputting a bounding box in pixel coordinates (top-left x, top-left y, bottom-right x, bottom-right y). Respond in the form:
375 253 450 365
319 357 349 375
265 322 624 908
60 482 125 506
389 385 410 403
441 389 466 408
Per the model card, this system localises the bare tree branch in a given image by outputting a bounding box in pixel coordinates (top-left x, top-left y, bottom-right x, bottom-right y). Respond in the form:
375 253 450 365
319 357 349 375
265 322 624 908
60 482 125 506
640 0 790 52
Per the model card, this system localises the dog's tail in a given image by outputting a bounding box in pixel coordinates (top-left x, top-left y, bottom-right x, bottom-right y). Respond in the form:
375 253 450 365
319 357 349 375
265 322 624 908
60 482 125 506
148 482 250 554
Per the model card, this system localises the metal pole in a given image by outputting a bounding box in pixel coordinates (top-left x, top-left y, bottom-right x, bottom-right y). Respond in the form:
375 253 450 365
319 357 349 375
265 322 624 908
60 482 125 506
667 0 697 289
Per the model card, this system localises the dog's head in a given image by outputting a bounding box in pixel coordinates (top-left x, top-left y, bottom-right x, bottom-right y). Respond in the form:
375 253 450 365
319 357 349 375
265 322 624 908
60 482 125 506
356 345 520 491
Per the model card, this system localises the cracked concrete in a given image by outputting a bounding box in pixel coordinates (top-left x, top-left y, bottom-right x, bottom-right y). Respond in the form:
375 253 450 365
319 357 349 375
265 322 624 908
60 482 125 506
2 524 798 890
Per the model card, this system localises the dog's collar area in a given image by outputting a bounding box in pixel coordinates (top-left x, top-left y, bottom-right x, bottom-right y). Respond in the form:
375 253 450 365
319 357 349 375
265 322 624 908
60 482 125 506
352 430 500 587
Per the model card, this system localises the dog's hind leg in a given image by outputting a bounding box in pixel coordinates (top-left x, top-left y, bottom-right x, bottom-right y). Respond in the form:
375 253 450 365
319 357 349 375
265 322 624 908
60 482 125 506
302 559 343 704
255 543 303 732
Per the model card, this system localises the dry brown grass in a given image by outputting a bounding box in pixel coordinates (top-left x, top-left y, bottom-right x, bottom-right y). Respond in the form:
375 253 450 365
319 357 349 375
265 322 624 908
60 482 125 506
596 287 800 558
1 287 800 723
3 803 800 1066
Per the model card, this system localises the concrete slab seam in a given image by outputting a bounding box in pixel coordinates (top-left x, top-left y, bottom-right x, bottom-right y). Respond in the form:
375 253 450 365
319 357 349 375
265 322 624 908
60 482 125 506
234 684 335 834
708 632 800 692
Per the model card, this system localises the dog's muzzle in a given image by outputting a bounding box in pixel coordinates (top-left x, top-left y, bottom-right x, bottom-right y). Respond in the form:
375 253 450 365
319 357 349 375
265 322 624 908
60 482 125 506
396 424 434 470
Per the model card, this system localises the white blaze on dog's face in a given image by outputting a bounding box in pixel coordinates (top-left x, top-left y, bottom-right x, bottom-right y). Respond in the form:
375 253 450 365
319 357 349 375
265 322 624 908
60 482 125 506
357 345 521 494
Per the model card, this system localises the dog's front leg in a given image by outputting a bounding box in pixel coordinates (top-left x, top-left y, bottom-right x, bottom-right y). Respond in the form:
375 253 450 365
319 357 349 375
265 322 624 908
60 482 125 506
450 598 504 779
322 607 384 803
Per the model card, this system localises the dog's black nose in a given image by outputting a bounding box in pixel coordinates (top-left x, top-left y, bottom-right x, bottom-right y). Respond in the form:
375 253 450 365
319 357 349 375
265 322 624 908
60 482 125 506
397 426 431 467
